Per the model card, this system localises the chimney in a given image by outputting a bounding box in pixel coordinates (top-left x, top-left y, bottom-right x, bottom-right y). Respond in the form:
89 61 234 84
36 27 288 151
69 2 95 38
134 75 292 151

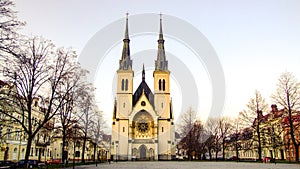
271 104 278 113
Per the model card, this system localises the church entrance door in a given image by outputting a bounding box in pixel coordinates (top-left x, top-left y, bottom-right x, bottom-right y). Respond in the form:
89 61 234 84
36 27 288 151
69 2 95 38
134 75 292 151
139 145 147 160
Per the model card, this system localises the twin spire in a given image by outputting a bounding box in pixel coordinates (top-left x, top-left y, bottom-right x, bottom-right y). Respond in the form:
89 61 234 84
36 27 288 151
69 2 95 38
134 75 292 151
119 13 132 70
119 13 168 72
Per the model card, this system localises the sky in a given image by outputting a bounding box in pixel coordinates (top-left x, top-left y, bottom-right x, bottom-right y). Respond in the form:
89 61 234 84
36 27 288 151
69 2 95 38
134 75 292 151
14 0 300 127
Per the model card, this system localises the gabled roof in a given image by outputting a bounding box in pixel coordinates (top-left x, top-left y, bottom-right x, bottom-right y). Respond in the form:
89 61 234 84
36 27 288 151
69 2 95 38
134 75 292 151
132 80 154 108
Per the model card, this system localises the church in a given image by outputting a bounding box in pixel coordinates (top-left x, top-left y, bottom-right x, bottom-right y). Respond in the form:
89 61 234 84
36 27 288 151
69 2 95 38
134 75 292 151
111 15 176 161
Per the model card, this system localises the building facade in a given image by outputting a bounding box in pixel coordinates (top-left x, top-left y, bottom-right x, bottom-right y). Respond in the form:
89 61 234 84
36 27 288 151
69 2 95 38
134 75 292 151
111 15 175 161
0 80 110 162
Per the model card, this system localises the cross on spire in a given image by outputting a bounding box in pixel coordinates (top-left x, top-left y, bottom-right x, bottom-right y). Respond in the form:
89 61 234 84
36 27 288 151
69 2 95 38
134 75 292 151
142 64 145 81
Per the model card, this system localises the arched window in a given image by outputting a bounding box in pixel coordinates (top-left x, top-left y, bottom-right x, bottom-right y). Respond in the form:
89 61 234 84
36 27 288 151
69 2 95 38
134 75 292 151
159 79 161 90
162 79 165 91
125 79 128 91
121 79 124 91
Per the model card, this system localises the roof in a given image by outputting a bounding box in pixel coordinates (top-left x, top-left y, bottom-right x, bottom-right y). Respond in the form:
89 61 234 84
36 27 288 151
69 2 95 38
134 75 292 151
132 80 154 108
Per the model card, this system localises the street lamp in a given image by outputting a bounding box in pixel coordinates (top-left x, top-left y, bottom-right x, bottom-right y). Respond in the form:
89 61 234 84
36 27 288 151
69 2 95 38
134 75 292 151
73 124 79 169
116 144 118 163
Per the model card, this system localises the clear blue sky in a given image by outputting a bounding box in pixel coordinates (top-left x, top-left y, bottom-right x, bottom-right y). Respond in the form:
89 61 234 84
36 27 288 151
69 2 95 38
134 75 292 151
14 0 300 124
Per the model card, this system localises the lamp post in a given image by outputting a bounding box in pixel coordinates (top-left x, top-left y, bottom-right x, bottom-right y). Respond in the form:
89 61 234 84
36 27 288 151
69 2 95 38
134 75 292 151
116 144 118 163
73 124 78 169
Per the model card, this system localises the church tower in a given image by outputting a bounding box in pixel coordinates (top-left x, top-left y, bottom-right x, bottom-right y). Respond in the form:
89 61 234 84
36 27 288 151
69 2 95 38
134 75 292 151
153 14 175 160
111 13 133 160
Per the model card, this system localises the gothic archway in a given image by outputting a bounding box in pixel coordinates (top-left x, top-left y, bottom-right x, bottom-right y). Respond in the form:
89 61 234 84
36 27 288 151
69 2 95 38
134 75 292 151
139 145 147 160
149 148 154 160
132 110 154 139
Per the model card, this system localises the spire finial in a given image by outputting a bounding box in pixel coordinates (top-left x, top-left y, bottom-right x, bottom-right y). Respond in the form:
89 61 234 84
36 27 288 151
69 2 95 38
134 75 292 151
124 12 129 39
142 64 145 81
159 13 164 40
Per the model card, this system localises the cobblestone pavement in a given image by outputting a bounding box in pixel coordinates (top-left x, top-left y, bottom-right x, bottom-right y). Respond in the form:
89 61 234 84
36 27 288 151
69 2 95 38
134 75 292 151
67 161 299 169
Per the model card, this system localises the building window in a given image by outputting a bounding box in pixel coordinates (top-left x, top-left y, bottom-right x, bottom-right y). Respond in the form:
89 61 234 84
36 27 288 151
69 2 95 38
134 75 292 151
7 128 12 140
162 127 164 132
123 102 125 108
162 79 165 91
123 127 125 132
14 131 20 141
161 102 163 108
125 79 128 91
30 148 33 156
0 126 2 138
121 79 124 91
75 151 80 157
159 79 161 90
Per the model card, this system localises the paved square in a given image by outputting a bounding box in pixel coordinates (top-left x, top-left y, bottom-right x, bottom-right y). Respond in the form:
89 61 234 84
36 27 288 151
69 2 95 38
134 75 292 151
70 161 299 169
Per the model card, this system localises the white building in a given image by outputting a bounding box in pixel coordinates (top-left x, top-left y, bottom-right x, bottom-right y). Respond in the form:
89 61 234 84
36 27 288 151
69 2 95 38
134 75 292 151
111 15 175 161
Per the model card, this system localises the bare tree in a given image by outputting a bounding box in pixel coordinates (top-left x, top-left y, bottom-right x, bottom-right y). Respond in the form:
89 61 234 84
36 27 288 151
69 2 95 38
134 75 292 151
232 114 244 161
76 83 96 163
0 0 24 55
55 67 87 166
205 117 221 160
177 107 197 160
240 90 268 161
0 36 83 166
218 117 233 160
271 71 300 162
90 110 106 164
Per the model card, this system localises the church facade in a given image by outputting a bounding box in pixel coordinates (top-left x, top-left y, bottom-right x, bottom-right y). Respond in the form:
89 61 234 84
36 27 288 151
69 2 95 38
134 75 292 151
110 15 176 161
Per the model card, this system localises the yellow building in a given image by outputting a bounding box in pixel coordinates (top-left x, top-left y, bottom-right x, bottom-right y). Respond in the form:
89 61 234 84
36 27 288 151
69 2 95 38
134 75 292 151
0 80 53 162
226 105 286 161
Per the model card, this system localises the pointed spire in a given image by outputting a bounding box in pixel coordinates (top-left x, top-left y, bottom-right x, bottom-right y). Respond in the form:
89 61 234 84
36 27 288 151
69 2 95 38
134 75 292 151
124 12 129 40
155 13 168 71
119 12 132 70
158 13 164 41
142 64 145 81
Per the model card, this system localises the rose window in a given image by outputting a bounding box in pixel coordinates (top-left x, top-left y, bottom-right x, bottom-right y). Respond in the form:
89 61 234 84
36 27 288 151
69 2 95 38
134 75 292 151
137 122 149 133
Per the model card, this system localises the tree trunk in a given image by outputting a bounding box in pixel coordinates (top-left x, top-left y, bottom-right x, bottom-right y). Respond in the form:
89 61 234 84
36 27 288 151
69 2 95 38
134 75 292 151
235 139 239 161
81 133 87 163
215 147 218 161
222 139 225 160
208 148 212 160
295 145 299 162
93 143 96 162
257 128 262 161
256 111 262 161
24 136 33 168
61 130 66 166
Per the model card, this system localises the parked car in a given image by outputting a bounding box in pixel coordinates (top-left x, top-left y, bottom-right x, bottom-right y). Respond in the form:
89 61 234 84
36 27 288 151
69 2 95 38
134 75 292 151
46 158 62 165
0 161 16 169
17 160 46 168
